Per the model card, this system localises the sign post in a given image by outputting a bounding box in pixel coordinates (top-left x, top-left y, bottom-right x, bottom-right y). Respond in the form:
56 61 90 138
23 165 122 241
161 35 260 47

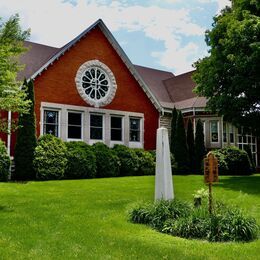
204 152 218 214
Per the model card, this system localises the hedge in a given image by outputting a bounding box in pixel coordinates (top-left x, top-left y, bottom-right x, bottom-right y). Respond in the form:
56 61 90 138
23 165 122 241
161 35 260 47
65 141 96 179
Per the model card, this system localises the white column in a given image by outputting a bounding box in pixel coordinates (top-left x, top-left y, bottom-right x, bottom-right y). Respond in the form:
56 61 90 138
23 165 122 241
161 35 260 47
155 127 174 201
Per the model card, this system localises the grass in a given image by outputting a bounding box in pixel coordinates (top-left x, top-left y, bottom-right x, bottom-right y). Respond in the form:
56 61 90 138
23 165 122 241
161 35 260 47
0 174 259 260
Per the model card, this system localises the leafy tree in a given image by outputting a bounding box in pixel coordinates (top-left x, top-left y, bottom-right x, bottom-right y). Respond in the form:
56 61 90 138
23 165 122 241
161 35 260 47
170 107 178 155
193 0 260 134
186 118 195 172
194 119 206 174
0 14 30 132
174 111 189 173
13 80 37 180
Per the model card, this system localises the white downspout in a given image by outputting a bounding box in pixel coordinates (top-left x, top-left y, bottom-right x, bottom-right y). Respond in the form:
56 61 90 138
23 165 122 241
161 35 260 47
7 111 11 156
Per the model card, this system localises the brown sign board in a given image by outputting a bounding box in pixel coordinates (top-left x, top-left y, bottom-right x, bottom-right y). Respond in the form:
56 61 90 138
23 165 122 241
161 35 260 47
204 152 219 183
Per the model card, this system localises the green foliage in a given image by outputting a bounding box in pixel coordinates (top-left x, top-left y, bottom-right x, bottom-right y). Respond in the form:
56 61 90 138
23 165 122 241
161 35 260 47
113 144 139 176
33 134 67 180
0 14 31 132
194 119 206 174
186 118 195 172
129 199 192 231
244 144 256 171
174 112 189 173
134 149 155 175
170 107 178 154
212 146 253 175
163 203 258 242
0 140 10 181
93 142 119 178
13 80 37 180
65 141 96 179
193 1 260 134
131 198 259 242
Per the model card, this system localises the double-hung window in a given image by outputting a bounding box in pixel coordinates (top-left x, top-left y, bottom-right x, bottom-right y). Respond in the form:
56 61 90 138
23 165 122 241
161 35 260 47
43 110 59 137
111 116 122 141
68 112 82 140
129 118 140 142
210 120 219 143
90 114 103 140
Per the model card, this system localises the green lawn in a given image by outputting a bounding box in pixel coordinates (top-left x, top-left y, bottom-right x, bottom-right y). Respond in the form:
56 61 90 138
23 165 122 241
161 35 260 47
0 175 259 260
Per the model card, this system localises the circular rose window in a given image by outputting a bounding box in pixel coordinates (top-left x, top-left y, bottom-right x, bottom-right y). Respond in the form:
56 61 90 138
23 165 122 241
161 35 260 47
75 60 117 107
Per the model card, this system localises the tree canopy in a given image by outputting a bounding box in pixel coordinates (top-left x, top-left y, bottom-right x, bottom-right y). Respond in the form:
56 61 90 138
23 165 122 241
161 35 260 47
193 0 260 134
0 14 30 132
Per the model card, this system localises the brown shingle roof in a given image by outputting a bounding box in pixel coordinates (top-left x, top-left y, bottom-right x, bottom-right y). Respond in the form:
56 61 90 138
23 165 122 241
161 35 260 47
17 41 60 80
163 70 196 103
134 65 174 102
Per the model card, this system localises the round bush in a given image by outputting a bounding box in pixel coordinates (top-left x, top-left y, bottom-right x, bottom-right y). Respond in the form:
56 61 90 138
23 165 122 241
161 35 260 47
211 149 229 174
93 142 119 178
0 140 11 181
65 141 96 179
33 135 67 180
212 146 252 175
134 149 155 175
113 144 140 176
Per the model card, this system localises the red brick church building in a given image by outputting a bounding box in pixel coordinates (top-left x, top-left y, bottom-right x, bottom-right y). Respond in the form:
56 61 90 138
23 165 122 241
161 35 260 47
0 19 259 167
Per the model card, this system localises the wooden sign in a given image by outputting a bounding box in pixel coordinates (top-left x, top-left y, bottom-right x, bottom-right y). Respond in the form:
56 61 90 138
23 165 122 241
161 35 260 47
204 152 219 183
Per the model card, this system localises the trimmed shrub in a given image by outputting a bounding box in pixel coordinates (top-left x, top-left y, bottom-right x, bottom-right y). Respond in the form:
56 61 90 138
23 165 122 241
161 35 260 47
93 142 120 178
113 144 139 176
65 141 96 179
211 149 229 174
212 146 253 175
33 135 67 180
14 79 37 180
0 140 11 181
134 149 155 175
244 145 256 171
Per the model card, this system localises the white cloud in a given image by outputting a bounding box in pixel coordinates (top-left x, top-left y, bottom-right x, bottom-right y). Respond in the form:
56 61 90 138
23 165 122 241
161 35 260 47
0 0 209 73
197 0 231 13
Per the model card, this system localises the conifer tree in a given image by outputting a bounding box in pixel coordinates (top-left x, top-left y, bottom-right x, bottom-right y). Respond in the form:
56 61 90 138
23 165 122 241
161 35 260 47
174 111 189 173
187 118 195 172
13 79 37 180
170 107 178 155
194 119 206 174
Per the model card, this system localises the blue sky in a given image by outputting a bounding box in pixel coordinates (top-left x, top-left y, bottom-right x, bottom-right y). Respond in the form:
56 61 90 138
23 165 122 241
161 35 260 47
0 0 230 74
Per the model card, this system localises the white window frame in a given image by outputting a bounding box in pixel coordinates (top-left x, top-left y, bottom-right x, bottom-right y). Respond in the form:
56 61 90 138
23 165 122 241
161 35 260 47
129 117 143 149
89 113 104 145
210 120 220 144
41 108 61 138
41 102 144 149
67 111 83 141
110 115 124 145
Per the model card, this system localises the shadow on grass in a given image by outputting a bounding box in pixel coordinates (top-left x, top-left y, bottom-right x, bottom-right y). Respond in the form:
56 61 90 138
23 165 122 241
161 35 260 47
217 175 260 195
0 205 14 213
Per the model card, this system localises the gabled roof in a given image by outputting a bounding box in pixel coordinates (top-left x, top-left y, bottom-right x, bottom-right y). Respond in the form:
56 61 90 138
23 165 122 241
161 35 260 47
20 19 163 112
18 19 207 112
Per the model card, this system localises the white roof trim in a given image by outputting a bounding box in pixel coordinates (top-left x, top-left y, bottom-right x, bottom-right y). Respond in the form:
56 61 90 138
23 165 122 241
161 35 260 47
30 19 163 112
